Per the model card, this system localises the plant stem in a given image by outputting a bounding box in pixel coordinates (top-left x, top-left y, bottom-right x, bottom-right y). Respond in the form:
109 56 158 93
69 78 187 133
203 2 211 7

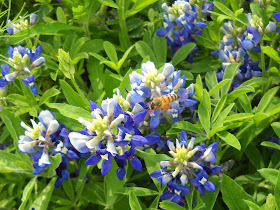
70 76 89 107
118 0 130 49
260 41 266 78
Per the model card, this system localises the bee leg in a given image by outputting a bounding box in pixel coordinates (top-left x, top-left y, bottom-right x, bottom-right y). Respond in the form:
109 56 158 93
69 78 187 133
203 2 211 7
163 104 171 110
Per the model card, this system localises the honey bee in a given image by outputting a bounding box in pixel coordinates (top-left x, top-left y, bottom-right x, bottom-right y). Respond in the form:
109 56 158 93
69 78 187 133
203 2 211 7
149 93 180 111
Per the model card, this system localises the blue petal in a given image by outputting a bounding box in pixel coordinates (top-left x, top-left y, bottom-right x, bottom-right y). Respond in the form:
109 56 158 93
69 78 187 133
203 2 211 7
116 167 126 180
30 85 38 95
133 110 147 124
130 92 145 105
130 156 142 172
67 150 79 159
8 46 14 58
61 169 69 181
101 159 112 176
274 13 280 22
90 101 100 111
145 135 160 145
211 166 222 175
196 22 207 28
156 27 168 37
132 135 148 145
242 39 253 51
160 190 173 200
198 185 205 194
150 116 160 130
181 99 197 107
204 181 215 191
180 130 188 142
1 64 10 76
55 177 63 188
247 26 260 44
85 154 101 165
0 78 9 87
170 194 181 204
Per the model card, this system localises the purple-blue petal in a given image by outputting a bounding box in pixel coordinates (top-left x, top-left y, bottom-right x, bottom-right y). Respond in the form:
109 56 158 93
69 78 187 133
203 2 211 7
101 159 112 176
150 115 160 130
133 110 147 124
130 156 142 172
156 27 168 37
204 181 215 191
180 130 188 142
116 167 126 180
274 13 280 22
160 190 173 200
85 154 101 165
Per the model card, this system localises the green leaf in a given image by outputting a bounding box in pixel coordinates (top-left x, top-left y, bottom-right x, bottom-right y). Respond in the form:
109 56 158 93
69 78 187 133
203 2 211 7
118 68 133 97
200 176 222 210
46 103 92 121
245 144 265 169
135 41 157 63
56 7 67 23
129 191 142 210
205 71 218 95
238 94 252 113
31 178 56 210
250 2 269 27
62 179 75 201
217 131 241 150
118 45 135 70
223 113 254 123
198 103 210 134
39 88 61 106
227 86 255 102
271 122 280 138
168 121 206 137
258 168 279 185
153 35 167 64
192 35 217 50
6 94 33 106
19 177 37 210
123 187 158 196
59 80 88 109
209 79 230 97
212 94 227 123
7 22 80 45
244 200 262 210
125 0 158 18
212 103 234 129
261 46 280 63
171 43 196 66
160 200 186 210
221 63 240 96
202 89 211 113
98 0 118 8
275 173 280 210
261 141 280 150
214 1 235 17
104 41 118 64
256 86 279 113
221 175 255 210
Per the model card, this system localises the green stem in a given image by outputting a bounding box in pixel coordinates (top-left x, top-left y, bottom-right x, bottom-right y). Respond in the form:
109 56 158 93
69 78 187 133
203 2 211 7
70 76 89 107
260 41 266 78
118 0 130 49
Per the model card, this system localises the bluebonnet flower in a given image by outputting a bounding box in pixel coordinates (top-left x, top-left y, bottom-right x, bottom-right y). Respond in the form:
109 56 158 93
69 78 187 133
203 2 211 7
157 0 209 58
150 130 220 205
274 13 280 34
18 110 84 187
69 99 159 180
0 45 45 94
6 13 38 34
129 61 196 129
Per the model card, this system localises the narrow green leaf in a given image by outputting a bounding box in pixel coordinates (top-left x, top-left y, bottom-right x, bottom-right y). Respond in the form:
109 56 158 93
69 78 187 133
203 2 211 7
135 41 157 63
258 168 279 185
223 113 254 123
118 45 134 69
202 89 211 113
31 178 56 210
262 46 280 63
227 86 255 102
62 179 75 201
171 43 196 66
212 94 227 123
214 1 235 17
238 94 252 113
153 35 167 64
271 122 280 138
19 177 37 210
217 131 241 150
159 200 186 210
198 103 210 134
221 175 254 210
98 0 118 8
221 63 240 96
56 7 67 23
59 80 88 109
212 103 234 129
244 200 262 210
104 41 118 64
39 88 60 105
256 86 279 113
245 145 265 169
209 79 230 97
205 71 218 98
46 103 92 121
168 121 206 137
6 94 33 106
129 191 142 210
261 141 280 150
125 0 158 18
275 173 280 209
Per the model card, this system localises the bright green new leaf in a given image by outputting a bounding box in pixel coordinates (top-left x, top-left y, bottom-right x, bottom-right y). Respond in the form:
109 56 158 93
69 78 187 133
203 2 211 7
217 131 241 150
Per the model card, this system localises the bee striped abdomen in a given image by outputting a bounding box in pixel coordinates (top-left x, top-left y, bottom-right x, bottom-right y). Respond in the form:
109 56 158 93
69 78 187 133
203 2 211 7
149 93 180 110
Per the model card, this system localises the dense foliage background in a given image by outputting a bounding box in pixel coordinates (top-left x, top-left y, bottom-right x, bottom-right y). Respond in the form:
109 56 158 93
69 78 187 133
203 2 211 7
0 0 280 209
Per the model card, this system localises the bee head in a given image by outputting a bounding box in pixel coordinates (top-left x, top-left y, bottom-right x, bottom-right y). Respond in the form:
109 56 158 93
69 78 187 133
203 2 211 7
149 102 155 110
149 99 161 110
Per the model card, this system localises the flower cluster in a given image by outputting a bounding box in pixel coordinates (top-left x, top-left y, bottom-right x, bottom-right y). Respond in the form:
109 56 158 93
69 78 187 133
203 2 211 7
129 61 197 129
18 110 86 187
7 13 38 34
156 0 211 60
69 99 160 180
0 45 45 95
214 15 276 89
150 130 221 206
